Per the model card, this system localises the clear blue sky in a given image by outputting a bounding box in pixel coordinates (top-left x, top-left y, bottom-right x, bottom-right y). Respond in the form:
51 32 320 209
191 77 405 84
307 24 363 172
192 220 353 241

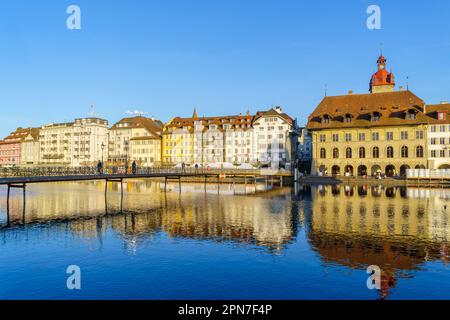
0 0 449 137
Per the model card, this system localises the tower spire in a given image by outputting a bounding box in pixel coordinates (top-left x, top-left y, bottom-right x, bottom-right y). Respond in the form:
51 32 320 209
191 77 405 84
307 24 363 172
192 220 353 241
193 107 198 119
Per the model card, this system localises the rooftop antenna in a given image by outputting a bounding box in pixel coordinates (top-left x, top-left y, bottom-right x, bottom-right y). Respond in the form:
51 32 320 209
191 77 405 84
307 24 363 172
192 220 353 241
324 84 328 97
406 76 409 90
380 42 383 56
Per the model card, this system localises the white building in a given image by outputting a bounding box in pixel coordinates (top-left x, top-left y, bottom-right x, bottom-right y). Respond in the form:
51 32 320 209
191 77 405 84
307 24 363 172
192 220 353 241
252 107 298 169
426 103 450 169
21 128 40 165
39 118 109 167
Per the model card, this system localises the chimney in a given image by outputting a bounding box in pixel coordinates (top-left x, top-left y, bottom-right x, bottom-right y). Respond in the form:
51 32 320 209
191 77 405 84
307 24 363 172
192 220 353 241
348 90 353 95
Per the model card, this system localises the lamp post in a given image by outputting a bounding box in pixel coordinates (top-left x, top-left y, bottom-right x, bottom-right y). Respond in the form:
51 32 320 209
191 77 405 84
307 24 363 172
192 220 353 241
101 142 105 167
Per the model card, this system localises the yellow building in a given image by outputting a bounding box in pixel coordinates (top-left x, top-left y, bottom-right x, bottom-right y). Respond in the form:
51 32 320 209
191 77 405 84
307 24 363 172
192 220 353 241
307 55 438 177
162 111 196 165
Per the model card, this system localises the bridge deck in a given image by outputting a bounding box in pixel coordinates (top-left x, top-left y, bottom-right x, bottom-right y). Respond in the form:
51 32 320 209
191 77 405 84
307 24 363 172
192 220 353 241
0 171 291 185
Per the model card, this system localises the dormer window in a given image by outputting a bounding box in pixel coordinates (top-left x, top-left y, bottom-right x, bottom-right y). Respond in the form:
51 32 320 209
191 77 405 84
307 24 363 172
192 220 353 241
322 115 331 124
344 114 352 123
405 109 417 120
438 112 446 120
371 112 381 122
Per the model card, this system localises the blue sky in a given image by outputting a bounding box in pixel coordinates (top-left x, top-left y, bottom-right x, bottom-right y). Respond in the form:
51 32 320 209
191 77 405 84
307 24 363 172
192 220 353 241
0 0 449 137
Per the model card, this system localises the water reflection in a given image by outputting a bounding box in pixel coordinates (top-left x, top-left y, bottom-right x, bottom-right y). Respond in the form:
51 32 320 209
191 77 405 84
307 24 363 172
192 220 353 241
0 182 449 299
301 184 450 299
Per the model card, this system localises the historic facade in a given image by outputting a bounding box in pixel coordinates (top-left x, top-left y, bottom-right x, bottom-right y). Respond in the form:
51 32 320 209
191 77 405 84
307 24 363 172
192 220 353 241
109 116 163 167
162 107 298 169
39 118 109 166
307 55 446 177
426 103 450 169
0 127 40 166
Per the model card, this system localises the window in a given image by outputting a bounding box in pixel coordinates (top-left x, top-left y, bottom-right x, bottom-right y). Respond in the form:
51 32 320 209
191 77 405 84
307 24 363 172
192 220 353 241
431 126 436 133
320 148 326 159
441 125 447 132
401 146 409 158
387 146 394 158
431 150 437 158
346 147 352 159
345 133 352 142
440 138 446 145
372 113 381 122
358 133 365 141
416 146 424 158
359 147 366 158
386 132 394 141
373 147 380 158
440 150 446 158
416 131 424 139
438 112 446 120
320 134 326 143
332 134 339 142
431 138 436 145
333 148 339 159
372 132 380 141
401 131 408 140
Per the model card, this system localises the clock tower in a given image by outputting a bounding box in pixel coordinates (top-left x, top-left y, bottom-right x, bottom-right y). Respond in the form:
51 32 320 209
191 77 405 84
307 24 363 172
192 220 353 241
370 54 395 93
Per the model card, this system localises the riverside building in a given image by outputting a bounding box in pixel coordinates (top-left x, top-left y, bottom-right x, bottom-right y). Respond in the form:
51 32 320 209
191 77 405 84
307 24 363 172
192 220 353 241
307 54 449 177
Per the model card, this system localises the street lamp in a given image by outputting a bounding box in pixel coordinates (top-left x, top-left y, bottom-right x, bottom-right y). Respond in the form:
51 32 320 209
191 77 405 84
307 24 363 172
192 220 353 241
101 142 105 164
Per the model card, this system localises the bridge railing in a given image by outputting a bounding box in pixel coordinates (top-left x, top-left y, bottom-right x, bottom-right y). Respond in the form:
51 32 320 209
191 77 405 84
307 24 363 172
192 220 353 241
0 166 292 178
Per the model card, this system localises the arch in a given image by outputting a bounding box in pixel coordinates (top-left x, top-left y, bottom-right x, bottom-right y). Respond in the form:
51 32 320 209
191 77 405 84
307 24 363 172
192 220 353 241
318 165 327 175
400 164 410 176
385 165 396 177
331 165 341 176
357 165 367 176
371 165 382 176
344 165 354 176
438 164 450 169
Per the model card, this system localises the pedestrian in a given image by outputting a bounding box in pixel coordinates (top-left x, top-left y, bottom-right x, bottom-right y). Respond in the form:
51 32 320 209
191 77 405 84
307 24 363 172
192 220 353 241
132 161 137 175
195 163 199 174
97 160 103 175
182 162 186 173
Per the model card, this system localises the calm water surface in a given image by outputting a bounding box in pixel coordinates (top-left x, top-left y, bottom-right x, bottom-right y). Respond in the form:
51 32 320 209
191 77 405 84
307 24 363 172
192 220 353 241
0 180 449 300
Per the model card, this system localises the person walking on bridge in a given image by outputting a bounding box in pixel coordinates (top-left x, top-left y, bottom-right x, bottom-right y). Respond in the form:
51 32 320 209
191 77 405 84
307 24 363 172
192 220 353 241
132 161 137 175
97 160 103 175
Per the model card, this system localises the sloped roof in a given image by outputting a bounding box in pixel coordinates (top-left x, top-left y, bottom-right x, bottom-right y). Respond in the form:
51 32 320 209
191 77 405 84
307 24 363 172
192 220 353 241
110 116 163 137
307 90 427 130
0 127 40 145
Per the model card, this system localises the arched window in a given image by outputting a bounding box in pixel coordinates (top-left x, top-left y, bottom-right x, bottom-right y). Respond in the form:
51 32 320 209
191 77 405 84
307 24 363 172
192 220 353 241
401 146 409 158
320 148 326 159
346 147 352 159
333 148 339 159
416 146 424 158
387 146 394 158
373 147 380 158
359 147 366 159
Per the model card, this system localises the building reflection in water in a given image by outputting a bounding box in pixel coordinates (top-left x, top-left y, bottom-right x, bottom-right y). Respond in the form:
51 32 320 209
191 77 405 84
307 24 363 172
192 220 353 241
0 180 297 253
0 181 449 298
301 184 450 299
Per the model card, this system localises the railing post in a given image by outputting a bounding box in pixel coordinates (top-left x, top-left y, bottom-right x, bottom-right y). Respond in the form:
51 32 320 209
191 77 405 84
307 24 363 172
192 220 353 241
6 184 10 225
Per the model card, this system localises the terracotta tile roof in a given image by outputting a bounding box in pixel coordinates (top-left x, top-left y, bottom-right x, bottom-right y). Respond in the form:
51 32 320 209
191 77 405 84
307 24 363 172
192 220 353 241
164 113 254 132
0 127 40 145
307 90 427 130
426 103 450 124
111 116 163 137
254 108 294 125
